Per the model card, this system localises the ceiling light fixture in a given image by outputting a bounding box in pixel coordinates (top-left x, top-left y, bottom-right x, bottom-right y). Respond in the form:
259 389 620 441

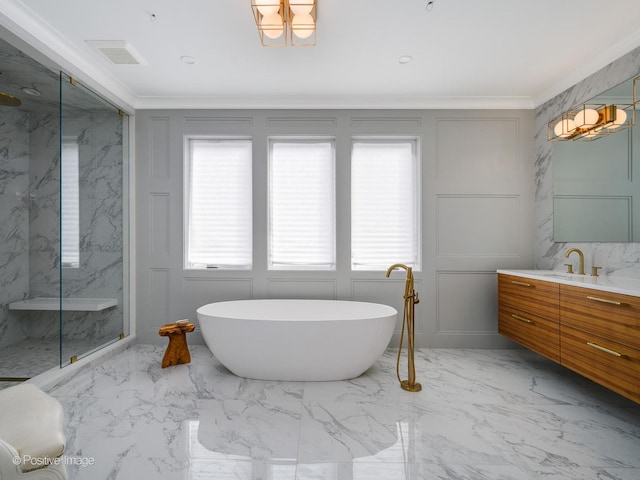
548 77 639 142
251 1 316 46
21 87 41 97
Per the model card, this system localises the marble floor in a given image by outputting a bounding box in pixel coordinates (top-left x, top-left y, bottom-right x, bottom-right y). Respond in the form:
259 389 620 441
42 344 640 480
0 337 118 384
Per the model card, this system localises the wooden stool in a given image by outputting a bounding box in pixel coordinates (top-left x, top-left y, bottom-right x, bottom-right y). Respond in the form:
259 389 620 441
159 319 196 368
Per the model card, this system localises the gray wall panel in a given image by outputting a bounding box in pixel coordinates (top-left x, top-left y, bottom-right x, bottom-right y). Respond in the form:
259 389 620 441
136 109 534 346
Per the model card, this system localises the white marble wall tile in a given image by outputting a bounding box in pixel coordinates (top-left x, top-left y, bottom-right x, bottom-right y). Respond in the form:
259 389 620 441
24 106 125 345
0 108 30 347
535 46 640 275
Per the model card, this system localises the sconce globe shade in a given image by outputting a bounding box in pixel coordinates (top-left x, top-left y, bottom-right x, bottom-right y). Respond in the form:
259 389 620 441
582 126 604 138
290 0 314 14
610 108 628 129
292 13 315 39
573 108 599 129
554 118 576 138
261 13 284 39
255 0 280 16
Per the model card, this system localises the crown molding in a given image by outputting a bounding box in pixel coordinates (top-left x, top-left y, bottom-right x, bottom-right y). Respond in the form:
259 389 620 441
532 28 640 109
0 0 136 113
133 95 535 110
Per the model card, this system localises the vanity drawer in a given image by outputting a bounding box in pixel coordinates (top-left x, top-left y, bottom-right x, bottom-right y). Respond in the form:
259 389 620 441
561 325 640 403
498 274 559 321
560 285 640 350
499 304 560 362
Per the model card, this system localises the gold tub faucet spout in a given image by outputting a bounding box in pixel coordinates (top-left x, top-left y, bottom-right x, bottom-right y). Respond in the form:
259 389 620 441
565 248 585 275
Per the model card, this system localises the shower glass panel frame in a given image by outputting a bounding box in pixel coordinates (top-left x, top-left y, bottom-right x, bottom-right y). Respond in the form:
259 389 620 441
59 72 129 367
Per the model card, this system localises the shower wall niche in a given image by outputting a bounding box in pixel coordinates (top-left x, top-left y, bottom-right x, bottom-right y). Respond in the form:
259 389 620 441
0 37 129 382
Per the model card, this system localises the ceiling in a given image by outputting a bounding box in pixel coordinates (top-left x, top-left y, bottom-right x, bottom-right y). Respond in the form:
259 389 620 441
2 0 640 111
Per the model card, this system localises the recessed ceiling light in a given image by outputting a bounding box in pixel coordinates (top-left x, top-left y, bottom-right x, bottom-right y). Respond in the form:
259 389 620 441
180 56 196 65
21 87 41 96
398 55 413 64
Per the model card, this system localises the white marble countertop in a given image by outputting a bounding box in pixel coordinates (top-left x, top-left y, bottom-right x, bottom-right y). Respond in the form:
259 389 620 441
497 269 640 298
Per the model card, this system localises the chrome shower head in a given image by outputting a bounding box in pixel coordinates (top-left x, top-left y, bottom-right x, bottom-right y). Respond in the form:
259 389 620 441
0 92 21 107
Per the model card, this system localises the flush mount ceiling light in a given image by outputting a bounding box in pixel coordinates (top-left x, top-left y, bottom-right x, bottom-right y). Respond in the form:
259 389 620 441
251 0 316 46
21 87 41 96
548 76 640 142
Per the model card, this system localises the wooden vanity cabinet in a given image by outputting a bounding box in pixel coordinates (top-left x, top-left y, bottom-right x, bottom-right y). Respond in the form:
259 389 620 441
498 274 560 362
498 273 640 403
560 285 640 403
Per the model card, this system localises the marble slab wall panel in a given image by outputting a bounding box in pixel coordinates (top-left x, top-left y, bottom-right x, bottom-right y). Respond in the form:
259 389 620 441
24 111 124 341
535 46 640 278
0 108 30 347
23 112 61 339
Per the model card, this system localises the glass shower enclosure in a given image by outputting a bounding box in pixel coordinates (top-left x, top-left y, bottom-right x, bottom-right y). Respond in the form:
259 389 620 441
0 37 129 385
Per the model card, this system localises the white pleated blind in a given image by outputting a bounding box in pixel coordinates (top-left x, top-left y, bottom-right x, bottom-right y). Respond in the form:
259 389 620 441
351 139 421 270
186 139 252 269
268 139 336 269
61 140 80 267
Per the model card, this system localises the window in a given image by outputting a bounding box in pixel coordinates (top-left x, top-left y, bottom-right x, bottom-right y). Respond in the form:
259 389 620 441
61 138 80 268
351 138 421 270
268 138 336 270
185 138 252 269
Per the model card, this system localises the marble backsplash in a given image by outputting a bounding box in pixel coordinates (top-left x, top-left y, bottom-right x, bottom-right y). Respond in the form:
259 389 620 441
534 45 640 279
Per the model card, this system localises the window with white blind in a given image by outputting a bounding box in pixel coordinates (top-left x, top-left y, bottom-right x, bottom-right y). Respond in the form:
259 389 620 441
268 138 336 270
351 138 421 271
185 138 252 269
61 139 80 268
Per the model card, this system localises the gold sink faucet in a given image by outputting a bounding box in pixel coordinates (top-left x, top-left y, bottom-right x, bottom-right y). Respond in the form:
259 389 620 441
564 248 585 275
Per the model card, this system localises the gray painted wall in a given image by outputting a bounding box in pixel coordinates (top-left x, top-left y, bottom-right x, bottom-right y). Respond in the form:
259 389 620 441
136 109 535 347
535 46 640 276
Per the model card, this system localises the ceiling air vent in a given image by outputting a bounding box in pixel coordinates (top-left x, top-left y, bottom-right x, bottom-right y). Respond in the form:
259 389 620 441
85 40 147 65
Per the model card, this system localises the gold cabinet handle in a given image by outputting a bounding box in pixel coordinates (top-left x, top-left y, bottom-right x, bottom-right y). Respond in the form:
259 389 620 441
511 280 532 287
586 342 625 358
586 296 626 306
511 314 533 324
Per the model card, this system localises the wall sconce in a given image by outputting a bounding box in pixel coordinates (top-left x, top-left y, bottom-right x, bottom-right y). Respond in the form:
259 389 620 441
251 0 317 47
548 77 640 142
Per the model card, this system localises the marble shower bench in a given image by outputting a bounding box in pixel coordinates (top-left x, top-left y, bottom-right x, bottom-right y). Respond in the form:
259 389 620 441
9 297 117 312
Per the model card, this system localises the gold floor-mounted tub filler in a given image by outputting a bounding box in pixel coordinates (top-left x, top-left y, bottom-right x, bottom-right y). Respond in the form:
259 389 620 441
386 263 422 392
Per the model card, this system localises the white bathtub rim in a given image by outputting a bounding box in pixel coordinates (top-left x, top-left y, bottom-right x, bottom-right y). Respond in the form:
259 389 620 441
196 299 397 322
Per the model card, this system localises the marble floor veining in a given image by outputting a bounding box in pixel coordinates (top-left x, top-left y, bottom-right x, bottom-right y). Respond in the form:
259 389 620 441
43 345 640 480
0 337 119 382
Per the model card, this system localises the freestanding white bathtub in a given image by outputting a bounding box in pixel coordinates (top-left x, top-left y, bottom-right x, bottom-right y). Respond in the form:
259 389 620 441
197 299 397 381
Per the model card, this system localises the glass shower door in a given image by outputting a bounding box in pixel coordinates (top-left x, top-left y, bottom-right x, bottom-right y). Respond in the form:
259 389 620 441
59 73 129 365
